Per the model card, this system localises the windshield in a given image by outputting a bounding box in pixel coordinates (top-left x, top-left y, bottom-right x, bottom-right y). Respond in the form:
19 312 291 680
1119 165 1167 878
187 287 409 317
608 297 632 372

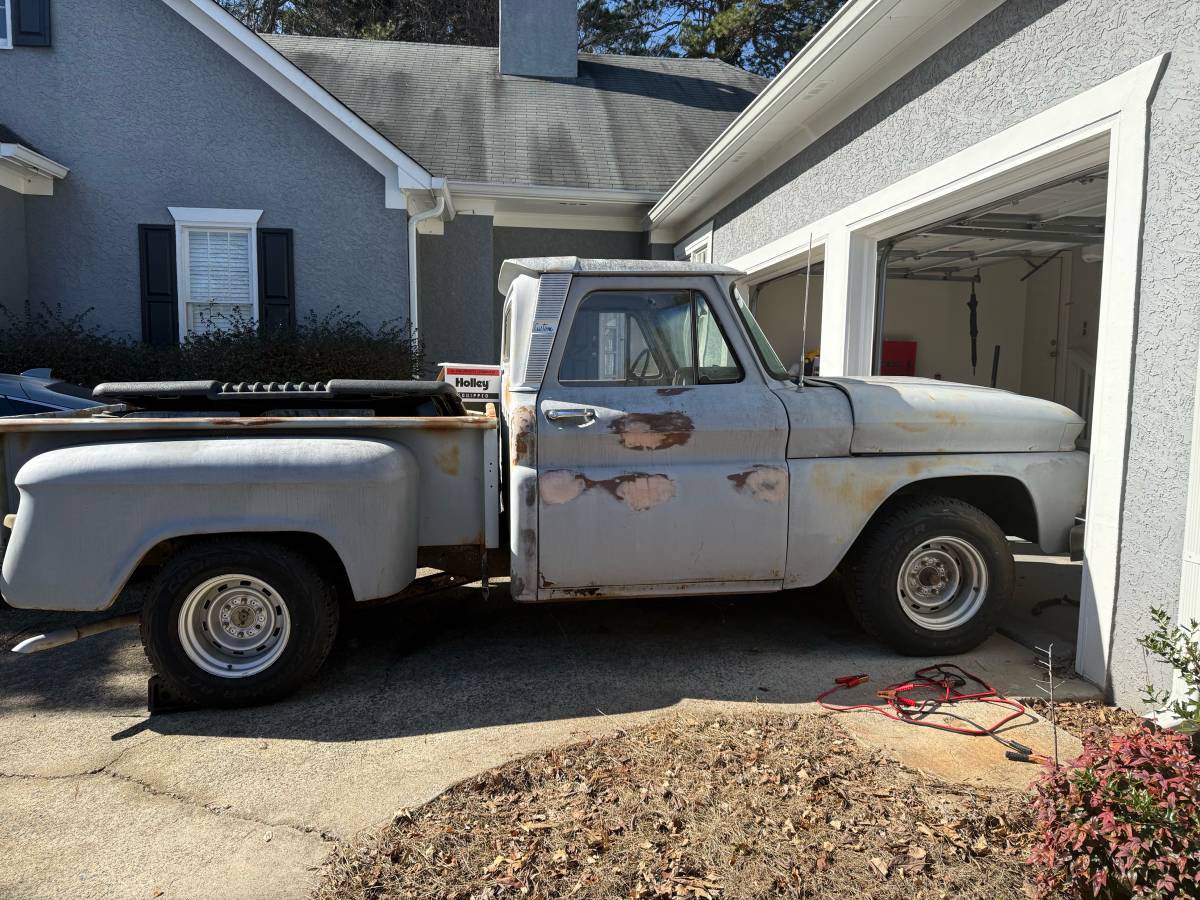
731 286 789 380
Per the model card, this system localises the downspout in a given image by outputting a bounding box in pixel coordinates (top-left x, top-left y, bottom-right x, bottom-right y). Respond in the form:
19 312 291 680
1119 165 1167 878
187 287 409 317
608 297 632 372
406 177 453 336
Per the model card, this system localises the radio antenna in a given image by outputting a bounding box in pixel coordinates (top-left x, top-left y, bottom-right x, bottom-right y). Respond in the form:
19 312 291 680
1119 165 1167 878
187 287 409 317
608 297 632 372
799 232 813 389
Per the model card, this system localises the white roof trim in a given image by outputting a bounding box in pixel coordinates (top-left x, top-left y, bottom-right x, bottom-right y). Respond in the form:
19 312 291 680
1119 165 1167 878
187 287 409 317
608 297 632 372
0 143 70 196
648 0 1005 238
447 180 661 205
161 0 432 207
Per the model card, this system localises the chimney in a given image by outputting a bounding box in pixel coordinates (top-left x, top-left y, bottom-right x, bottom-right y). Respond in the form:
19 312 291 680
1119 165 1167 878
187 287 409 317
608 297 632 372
499 0 578 79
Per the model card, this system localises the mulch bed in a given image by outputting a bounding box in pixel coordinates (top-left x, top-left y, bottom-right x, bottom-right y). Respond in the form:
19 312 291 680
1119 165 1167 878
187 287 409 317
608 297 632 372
315 713 1046 899
1026 698 1144 744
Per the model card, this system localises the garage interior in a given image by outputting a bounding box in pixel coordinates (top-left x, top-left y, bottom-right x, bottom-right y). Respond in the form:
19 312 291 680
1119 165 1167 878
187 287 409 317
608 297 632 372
752 169 1108 665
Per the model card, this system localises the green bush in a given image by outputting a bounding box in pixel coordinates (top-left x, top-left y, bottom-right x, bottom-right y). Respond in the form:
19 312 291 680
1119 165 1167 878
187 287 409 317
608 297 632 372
0 304 423 387
1139 606 1200 744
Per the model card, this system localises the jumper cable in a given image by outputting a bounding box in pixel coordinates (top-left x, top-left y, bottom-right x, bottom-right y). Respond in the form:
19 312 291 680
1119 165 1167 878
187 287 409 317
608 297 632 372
818 663 1046 763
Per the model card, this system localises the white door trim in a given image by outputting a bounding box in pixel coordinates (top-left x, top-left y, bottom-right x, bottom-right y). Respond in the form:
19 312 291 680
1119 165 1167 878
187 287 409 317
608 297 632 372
728 54 1168 688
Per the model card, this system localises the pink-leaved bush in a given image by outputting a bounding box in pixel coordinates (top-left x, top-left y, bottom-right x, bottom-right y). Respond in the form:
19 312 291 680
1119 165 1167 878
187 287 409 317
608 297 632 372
1030 723 1200 898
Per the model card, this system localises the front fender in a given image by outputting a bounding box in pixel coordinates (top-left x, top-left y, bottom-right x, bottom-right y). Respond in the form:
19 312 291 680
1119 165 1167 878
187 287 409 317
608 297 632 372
2 437 418 611
783 451 1088 587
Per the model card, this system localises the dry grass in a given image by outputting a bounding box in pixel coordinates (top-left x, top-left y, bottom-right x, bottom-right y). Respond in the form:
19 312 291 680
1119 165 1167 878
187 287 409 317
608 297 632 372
314 713 1039 899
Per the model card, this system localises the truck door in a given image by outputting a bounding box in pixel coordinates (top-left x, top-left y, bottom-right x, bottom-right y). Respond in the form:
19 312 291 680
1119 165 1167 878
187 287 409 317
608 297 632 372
535 278 790 597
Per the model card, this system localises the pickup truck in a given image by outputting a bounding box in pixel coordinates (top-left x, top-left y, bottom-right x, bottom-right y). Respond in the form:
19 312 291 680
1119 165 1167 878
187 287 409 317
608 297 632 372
1 258 1088 707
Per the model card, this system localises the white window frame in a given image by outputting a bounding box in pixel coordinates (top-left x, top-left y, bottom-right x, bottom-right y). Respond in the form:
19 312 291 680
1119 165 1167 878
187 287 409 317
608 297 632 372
674 221 714 263
0 0 12 50
168 207 263 341
728 54 1168 691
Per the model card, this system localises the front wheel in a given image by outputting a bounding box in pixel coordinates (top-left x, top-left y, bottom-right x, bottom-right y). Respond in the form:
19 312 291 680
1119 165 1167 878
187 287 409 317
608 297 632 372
843 496 1013 656
140 537 340 708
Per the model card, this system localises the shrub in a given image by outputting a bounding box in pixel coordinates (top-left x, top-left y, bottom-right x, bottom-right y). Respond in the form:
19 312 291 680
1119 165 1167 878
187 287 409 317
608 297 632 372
1029 723 1200 898
0 304 423 387
1138 606 1200 743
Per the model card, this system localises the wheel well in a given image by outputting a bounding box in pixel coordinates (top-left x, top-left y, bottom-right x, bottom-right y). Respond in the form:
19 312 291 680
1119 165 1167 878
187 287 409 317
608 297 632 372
887 476 1039 543
132 532 354 605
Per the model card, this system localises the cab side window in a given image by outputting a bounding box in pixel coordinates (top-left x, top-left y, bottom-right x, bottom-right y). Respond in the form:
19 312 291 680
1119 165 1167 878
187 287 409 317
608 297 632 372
558 291 741 386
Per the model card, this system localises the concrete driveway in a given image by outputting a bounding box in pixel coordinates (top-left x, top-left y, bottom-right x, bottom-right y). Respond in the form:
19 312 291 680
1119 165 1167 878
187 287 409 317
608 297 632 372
0 581 1096 900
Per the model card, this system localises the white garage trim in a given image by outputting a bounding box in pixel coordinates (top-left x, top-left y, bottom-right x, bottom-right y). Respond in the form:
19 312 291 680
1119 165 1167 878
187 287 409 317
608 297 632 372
729 54 1167 689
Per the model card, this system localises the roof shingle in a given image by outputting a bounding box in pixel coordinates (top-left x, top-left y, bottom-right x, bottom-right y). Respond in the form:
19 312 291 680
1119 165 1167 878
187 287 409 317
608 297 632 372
263 35 765 193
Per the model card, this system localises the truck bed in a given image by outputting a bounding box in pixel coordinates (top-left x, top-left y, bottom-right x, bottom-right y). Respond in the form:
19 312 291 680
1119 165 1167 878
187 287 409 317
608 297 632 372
0 392 499 554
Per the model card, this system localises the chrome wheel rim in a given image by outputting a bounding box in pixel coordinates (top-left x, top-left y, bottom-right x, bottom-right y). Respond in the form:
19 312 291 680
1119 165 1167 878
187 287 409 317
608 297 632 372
895 536 988 631
178 574 291 678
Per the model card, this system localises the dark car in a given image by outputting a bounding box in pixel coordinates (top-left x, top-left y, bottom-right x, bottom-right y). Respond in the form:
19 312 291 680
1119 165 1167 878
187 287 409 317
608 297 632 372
0 369 100 416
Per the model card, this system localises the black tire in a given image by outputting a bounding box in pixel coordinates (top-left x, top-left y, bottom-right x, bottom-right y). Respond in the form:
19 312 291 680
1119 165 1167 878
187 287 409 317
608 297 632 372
140 537 340 708
843 496 1013 656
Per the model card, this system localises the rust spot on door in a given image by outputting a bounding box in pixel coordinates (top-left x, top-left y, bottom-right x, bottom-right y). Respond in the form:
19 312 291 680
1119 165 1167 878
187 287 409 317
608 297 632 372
540 469 675 512
434 444 460 476
610 412 693 450
541 469 586 506
509 405 536 465
600 473 675 510
727 465 788 503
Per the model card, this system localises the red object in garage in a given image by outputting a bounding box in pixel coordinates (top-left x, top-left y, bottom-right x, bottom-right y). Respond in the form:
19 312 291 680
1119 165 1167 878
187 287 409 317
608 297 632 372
880 340 917 377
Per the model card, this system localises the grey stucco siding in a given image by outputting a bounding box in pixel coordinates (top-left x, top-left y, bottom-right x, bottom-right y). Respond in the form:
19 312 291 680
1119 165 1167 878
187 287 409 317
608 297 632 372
419 214 496 371
0 0 409 338
707 0 1200 704
492 225 645 355
0 189 27 310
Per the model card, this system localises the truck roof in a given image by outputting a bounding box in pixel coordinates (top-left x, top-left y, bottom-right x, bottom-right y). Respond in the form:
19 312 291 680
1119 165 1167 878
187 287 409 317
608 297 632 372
497 256 744 294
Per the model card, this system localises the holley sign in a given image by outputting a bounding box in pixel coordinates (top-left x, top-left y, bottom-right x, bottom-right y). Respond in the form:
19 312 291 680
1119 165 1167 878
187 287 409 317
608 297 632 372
437 362 502 402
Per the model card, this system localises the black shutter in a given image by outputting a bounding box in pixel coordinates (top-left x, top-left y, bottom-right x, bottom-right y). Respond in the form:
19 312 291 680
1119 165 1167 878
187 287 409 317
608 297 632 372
138 225 178 346
13 0 52 46
257 228 295 332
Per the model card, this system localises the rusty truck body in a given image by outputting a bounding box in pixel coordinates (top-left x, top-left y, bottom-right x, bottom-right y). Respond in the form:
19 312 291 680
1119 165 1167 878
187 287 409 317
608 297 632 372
1 258 1088 707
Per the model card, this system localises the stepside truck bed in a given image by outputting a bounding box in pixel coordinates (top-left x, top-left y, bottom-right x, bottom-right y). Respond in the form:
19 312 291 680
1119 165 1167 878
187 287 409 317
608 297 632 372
0 382 500 613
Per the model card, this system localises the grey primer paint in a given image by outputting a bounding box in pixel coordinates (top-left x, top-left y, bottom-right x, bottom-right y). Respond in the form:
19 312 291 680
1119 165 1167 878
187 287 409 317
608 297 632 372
707 0 1200 703
0 189 27 310
0 0 409 338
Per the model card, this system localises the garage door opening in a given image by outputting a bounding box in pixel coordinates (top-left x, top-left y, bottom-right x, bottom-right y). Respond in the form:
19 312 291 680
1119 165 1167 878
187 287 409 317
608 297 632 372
750 249 825 376
874 168 1109 665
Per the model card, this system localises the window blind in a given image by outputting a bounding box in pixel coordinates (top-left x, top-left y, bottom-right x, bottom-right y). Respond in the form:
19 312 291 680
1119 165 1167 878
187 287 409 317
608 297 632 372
184 228 254 334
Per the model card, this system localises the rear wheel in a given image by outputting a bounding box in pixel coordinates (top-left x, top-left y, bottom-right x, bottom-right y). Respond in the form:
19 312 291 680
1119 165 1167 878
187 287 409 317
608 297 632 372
140 537 340 708
844 496 1013 656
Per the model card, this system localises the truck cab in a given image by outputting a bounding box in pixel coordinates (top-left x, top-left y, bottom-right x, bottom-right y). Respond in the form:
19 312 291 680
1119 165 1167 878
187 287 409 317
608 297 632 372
499 256 1087 647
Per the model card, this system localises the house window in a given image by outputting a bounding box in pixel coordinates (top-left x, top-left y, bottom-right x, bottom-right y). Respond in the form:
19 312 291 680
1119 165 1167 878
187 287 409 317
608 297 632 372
168 208 262 339
0 0 11 49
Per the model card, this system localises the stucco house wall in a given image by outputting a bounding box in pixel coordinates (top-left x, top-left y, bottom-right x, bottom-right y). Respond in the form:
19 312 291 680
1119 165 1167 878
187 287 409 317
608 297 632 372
0 0 410 337
0 190 27 311
704 0 1200 703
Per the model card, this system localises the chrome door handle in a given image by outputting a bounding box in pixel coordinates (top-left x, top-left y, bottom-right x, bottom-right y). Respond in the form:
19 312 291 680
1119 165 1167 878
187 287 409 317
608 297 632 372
546 407 596 423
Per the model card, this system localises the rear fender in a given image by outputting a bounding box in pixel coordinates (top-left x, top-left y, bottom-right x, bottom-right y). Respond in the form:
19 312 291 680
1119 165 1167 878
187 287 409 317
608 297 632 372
1 437 418 611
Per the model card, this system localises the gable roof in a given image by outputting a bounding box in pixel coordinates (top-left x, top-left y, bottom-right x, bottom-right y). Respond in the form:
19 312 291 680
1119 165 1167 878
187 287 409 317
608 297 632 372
263 35 766 194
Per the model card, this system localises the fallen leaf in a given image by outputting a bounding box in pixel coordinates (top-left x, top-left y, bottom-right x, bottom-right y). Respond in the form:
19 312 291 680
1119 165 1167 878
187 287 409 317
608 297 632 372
869 857 890 879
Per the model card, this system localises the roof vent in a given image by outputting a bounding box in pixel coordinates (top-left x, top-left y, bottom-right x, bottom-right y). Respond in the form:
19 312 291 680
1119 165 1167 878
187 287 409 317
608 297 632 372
500 0 577 79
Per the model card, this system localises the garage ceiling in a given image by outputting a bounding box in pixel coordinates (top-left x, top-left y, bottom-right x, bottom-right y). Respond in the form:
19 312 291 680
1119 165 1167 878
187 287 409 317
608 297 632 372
883 169 1108 281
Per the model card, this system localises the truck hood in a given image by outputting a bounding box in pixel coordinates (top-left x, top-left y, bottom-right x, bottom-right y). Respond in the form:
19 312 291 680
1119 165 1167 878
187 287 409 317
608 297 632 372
810 377 1084 454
